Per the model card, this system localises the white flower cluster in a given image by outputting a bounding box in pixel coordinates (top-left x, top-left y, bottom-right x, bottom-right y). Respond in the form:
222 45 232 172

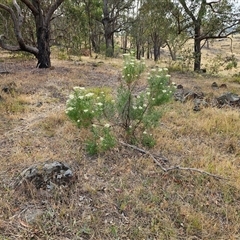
104 123 110 128
73 86 85 91
65 106 74 114
85 92 94 98
96 102 103 107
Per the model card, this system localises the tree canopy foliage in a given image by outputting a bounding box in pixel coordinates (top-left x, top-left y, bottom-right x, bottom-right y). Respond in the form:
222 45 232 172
0 0 239 70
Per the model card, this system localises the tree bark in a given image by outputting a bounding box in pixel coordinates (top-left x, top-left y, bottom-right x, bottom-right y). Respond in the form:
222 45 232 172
152 32 161 62
136 43 141 60
153 44 160 62
194 25 201 72
36 26 51 68
102 17 114 57
102 0 114 57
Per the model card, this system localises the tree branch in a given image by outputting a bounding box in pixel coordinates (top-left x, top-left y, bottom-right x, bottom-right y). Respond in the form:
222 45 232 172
0 35 20 51
119 141 227 180
206 0 223 13
0 3 38 56
178 0 196 22
20 0 38 16
0 34 38 55
13 0 23 27
46 0 65 24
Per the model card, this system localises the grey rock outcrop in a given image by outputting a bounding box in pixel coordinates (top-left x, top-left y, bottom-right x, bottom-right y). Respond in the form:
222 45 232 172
173 84 240 111
217 92 240 106
14 161 74 190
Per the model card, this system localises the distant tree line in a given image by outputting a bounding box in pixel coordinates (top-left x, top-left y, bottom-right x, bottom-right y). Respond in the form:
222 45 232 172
0 0 240 71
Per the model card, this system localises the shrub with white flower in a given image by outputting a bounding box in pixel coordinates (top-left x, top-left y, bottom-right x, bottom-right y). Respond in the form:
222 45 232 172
66 52 175 154
117 61 175 144
122 52 145 84
65 87 96 128
66 87 116 154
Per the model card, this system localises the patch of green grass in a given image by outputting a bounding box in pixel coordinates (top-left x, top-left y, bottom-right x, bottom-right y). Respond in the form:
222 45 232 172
9 51 35 60
231 72 240 84
0 96 28 114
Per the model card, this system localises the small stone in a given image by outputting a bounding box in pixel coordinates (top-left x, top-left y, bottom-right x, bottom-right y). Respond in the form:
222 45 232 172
23 208 43 223
177 84 183 89
219 83 227 89
36 101 43 107
193 98 201 111
211 82 218 90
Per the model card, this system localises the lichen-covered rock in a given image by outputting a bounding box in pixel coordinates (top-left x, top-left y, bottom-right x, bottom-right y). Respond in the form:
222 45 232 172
217 92 240 106
14 161 74 190
174 85 204 103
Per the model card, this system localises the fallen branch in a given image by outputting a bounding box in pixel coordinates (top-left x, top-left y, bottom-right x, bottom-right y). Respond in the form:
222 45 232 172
119 141 227 180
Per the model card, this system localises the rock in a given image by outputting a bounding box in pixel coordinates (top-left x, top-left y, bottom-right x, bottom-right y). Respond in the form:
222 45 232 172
219 83 227 89
23 208 44 223
193 98 202 111
211 82 218 90
36 101 43 107
174 85 239 110
174 88 184 101
14 161 74 190
174 86 204 103
217 92 240 106
176 84 183 89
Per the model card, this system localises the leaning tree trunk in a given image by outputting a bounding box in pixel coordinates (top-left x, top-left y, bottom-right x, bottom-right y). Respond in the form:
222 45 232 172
166 42 176 61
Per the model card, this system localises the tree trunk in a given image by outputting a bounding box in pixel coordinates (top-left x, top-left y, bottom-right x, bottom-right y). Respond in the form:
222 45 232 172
122 34 128 53
194 26 201 72
152 32 161 62
36 26 51 68
147 38 151 59
136 42 141 60
102 0 114 58
141 46 144 58
105 32 114 57
153 42 160 62
166 42 176 61
102 17 114 57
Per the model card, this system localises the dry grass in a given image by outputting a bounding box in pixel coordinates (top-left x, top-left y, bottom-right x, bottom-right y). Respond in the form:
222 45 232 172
0 48 240 240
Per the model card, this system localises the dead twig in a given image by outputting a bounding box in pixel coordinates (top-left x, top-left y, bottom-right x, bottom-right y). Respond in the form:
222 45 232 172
119 141 227 180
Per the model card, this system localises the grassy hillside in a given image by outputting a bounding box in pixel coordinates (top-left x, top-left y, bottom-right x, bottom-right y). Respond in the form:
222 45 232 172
0 50 240 239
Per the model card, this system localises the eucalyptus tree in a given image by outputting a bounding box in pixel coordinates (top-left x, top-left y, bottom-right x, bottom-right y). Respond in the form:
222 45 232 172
101 0 135 57
61 0 89 54
0 0 65 68
137 0 180 61
130 13 147 59
177 0 240 71
82 0 102 54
